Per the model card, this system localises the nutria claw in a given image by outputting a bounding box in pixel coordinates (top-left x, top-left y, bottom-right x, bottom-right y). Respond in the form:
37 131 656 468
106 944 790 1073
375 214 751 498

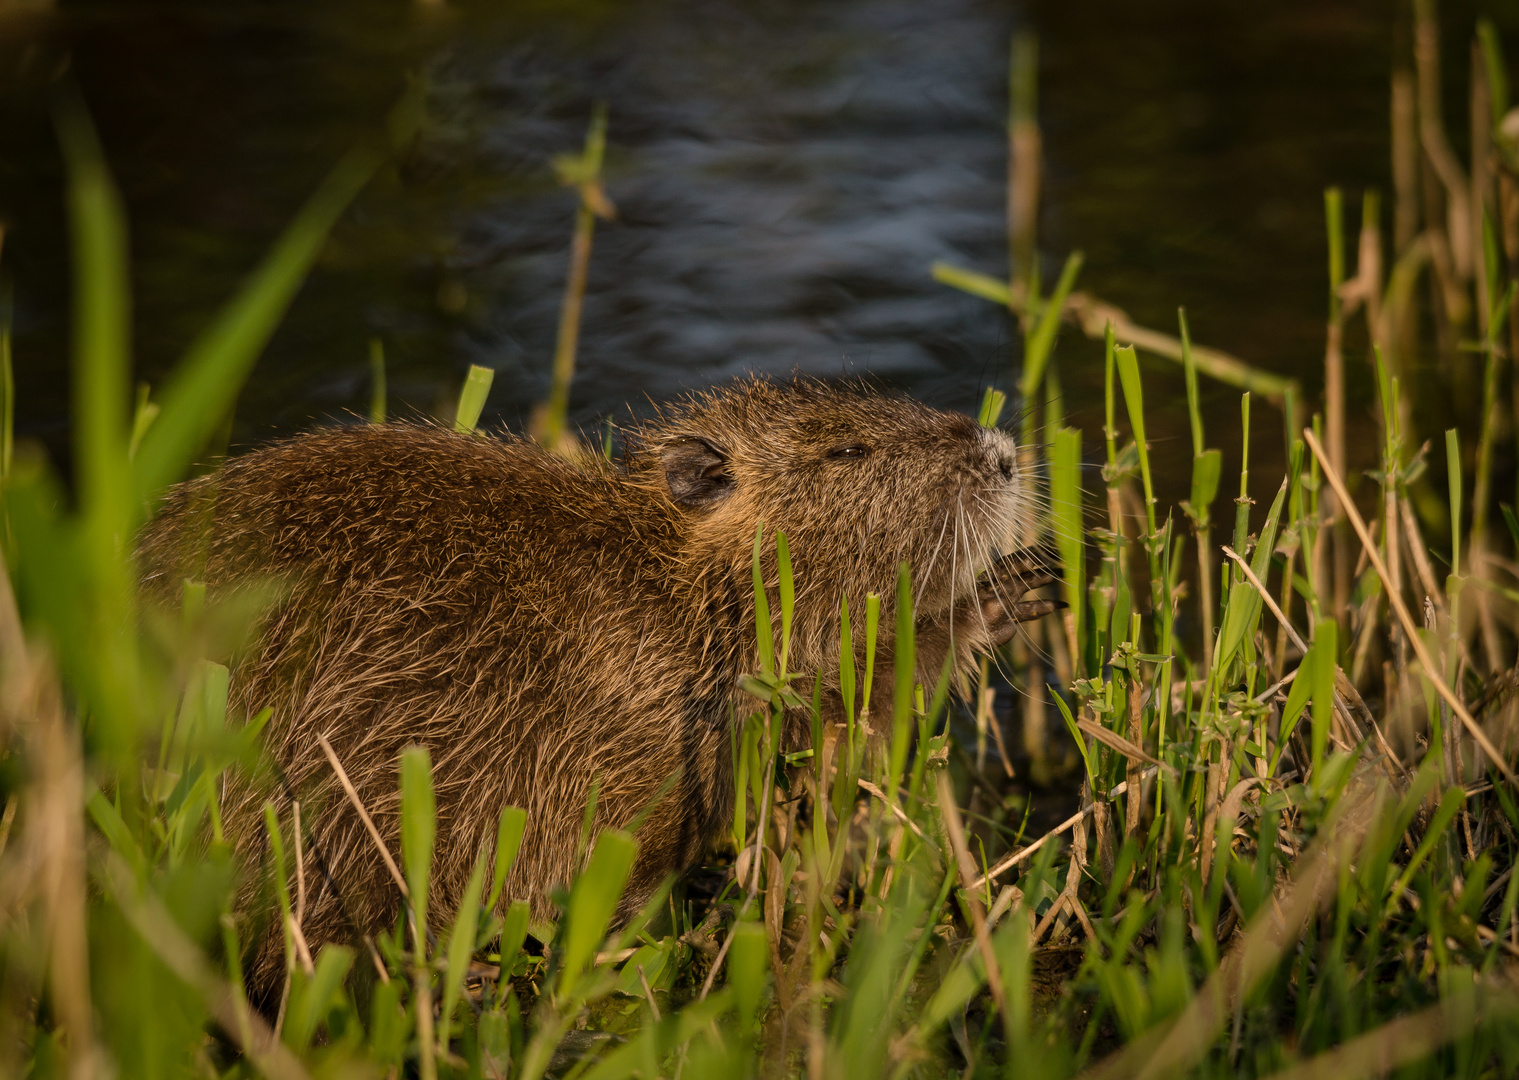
972 548 1062 646
975 548 1056 599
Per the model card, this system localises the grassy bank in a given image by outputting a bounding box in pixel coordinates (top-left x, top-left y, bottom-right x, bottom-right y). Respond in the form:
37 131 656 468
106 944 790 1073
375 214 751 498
7 8 1519 1080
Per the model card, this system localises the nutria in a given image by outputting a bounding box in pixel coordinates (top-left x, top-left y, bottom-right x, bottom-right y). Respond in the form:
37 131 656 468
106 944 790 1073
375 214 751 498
136 376 1053 1001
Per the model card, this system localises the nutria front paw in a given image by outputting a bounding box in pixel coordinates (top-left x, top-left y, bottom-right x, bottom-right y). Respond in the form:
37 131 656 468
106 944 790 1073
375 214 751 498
973 548 1061 646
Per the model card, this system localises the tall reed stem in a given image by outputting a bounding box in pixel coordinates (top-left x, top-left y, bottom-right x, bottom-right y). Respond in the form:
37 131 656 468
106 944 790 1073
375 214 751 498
536 105 613 452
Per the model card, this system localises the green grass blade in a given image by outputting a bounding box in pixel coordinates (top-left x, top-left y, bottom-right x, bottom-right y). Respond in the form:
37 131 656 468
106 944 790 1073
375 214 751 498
454 363 495 433
0 306 13 481
890 563 915 792
1051 688 1094 788
369 337 387 424
1051 426 1085 658
86 786 146 877
751 524 775 678
1216 476 1288 671
1114 344 1155 535
55 92 131 536
54 92 143 752
487 805 528 913
495 899 532 1009
776 530 794 675
1501 504 1519 553
285 945 353 1051
557 830 637 1000
439 852 488 1050
839 594 856 734
1478 19 1511 128
1231 393 1253 562
931 261 1011 305
729 920 770 1031
1388 785 1465 903
400 745 436 949
1447 428 1463 579
261 803 296 979
1189 450 1222 524
1325 187 1345 323
1310 617 1337 770
1018 250 1083 404
1179 307 1204 458
1272 648 1316 775
978 387 1007 428
128 383 159 461
862 592 881 714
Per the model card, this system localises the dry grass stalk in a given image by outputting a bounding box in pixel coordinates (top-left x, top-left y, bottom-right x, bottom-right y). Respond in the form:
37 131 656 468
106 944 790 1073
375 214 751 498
316 731 410 900
1325 190 1351 624
1075 718 1163 770
1393 69 1421 253
856 780 931 844
1017 628 1049 774
1306 429 1517 785
1415 0 1474 282
32 666 95 1080
936 774 1006 1017
1198 756 1223 890
1221 545 1407 780
935 262 1300 404
0 548 97 1080
1007 33 1040 299
1354 192 1385 340
972 766 1160 889
1398 494 1445 608
1070 292 1298 404
289 801 314 976
1383 454 1406 672
1123 666 1143 839
1471 44 1495 329
533 106 615 454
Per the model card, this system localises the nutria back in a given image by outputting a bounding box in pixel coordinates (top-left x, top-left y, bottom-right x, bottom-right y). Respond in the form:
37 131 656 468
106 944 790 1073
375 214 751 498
136 376 1051 1002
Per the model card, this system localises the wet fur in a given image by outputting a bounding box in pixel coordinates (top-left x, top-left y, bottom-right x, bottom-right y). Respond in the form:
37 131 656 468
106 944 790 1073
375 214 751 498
136 376 1052 1003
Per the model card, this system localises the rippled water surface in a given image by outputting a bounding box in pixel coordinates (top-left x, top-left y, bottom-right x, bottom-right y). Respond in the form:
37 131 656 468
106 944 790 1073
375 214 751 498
0 0 1463 495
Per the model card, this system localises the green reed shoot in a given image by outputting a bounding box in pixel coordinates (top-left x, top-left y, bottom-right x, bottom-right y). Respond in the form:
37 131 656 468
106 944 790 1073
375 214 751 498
1017 250 1082 446
454 363 495 433
978 385 1007 427
890 562 915 795
1050 426 1085 671
1449 427 1464 581
1180 308 1222 670
488 804 528 913
369 336 387 423
538 104 613 451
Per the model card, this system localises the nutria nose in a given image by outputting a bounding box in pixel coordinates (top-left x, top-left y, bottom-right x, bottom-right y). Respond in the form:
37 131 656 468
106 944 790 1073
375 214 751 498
979 428 1019 481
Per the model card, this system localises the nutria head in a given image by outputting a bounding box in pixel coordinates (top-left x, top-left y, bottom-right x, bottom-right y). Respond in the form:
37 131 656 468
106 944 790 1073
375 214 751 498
625 377 1040 673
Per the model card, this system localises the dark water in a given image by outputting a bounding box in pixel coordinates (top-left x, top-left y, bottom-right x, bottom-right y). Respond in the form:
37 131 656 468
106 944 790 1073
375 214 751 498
2 0 1515 500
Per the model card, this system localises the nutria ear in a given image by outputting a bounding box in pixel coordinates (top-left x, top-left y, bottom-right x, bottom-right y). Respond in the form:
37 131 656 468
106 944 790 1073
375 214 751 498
662 437 734 507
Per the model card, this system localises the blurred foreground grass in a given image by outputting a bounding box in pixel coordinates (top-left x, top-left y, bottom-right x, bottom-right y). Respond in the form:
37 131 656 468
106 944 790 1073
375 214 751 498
9 11 1519 1080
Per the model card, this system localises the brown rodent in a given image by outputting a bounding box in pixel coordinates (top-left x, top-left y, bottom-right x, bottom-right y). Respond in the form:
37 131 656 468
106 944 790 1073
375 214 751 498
136 376 1053 1002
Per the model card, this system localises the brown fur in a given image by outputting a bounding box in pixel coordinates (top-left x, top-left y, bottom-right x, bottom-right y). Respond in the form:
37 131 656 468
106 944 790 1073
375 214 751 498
135 376 1051 1003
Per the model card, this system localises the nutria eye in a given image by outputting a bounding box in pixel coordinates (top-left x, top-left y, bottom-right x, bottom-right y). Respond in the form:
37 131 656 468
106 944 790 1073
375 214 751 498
828 444 871 459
